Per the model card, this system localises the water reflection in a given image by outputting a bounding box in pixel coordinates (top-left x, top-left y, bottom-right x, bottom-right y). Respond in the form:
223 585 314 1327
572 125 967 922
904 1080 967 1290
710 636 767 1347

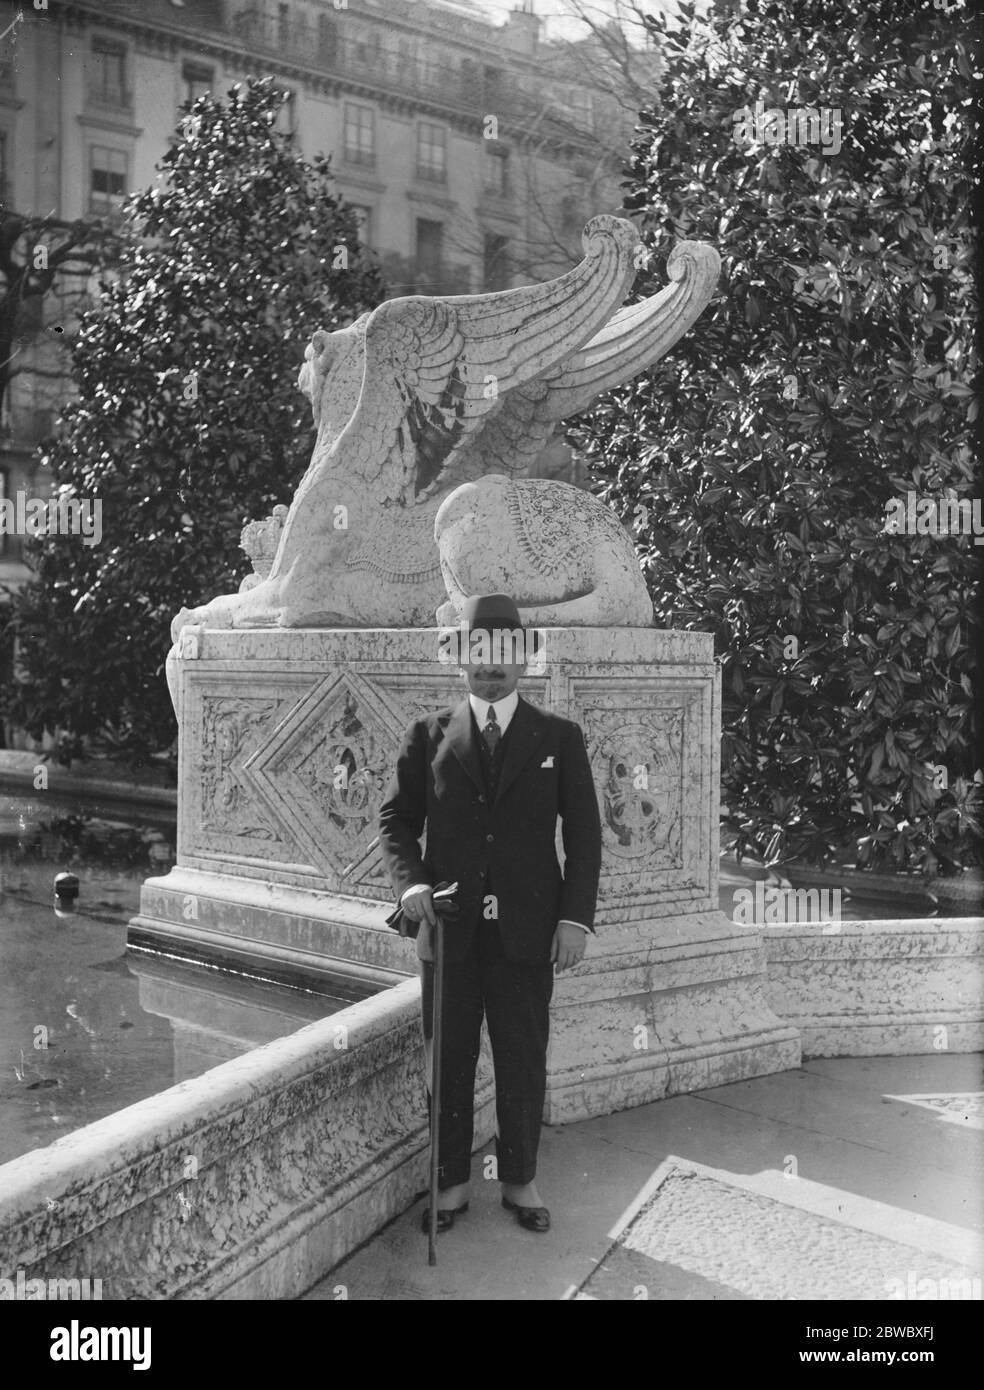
0 792 375 1166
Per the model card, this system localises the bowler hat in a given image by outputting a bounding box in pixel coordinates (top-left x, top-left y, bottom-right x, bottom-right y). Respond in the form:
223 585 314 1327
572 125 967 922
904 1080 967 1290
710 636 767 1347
459 593 525 633
458 593 541 659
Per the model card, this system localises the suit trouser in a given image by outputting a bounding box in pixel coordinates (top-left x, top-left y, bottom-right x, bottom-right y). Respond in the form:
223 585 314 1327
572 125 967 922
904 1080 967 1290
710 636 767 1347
421 916 554 1188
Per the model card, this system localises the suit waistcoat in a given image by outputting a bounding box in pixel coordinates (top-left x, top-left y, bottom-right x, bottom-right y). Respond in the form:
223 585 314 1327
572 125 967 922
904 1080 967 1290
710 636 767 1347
471 706 513 803
471 709 514 902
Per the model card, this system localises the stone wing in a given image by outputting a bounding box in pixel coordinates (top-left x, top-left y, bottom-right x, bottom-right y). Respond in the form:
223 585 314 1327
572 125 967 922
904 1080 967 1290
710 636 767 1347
334 215 640 505
454 240 722 480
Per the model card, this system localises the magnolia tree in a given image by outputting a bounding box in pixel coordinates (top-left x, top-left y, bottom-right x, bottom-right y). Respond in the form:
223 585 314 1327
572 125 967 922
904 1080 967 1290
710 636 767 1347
570 0 980 875
1 79 383 768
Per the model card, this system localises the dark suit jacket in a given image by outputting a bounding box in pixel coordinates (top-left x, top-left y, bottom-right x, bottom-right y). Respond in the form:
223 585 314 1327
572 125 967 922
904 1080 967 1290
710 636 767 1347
378 695 602 963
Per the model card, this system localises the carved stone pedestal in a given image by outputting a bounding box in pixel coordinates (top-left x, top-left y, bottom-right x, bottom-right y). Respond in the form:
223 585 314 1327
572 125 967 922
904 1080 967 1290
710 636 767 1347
129 626 799 1122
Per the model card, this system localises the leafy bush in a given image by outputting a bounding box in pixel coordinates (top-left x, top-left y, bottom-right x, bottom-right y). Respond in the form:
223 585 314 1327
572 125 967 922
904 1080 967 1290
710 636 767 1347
572 0 980 874
0 78 383 769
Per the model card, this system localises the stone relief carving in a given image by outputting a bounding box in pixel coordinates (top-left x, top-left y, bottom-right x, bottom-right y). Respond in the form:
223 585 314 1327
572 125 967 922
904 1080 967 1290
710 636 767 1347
594 714 684 867
200 696 287 842
236 674 408 878
6 1020 432 1298
294 691 389 840
187 657 712 900
195 672 554 883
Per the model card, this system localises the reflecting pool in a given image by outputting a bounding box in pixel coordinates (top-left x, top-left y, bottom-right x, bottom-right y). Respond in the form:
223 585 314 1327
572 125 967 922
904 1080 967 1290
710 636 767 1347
0 790 377 1165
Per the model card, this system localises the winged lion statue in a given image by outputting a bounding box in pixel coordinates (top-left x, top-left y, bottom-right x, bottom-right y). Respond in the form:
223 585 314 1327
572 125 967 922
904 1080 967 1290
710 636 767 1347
168 215 719 643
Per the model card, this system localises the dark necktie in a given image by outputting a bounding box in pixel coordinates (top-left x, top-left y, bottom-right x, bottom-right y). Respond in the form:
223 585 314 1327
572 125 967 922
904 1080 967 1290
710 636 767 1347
482 704 501 753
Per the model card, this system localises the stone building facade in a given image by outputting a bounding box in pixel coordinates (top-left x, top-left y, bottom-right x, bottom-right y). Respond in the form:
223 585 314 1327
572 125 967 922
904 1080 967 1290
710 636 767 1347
0 0 656 592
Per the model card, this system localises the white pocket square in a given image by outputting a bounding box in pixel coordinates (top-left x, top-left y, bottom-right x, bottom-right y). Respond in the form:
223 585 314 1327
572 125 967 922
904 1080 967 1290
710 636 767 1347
540 756 555 768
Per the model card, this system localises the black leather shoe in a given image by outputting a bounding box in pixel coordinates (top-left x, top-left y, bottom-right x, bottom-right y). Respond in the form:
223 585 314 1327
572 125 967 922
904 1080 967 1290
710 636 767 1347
420 1201 469 1233
501 1196 551 1232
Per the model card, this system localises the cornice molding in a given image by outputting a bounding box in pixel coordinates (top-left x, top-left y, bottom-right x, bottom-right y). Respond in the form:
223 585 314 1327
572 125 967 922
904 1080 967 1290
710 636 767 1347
406 189 458 214
133 31 177 60
53 7 525 139
62 0 551 78
336 173 386 197
76 112 144 139
477 204 522 228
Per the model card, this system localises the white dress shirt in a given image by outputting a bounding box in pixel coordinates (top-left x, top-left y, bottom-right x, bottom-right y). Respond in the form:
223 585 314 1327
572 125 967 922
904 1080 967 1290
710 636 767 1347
469 689 519 734
400 691 589 934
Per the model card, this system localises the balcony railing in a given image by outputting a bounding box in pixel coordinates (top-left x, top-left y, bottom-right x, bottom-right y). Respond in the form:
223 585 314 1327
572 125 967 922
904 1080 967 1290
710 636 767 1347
342 146 376 169
225 7 522 117
86 87 134 112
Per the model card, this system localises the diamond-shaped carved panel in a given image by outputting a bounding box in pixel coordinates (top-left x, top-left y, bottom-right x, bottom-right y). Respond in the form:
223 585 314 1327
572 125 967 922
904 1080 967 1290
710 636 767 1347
242 672 403 879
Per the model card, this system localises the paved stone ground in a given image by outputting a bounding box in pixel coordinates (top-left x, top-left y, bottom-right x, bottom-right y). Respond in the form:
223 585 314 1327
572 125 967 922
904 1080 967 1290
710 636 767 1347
302 1054 984 1301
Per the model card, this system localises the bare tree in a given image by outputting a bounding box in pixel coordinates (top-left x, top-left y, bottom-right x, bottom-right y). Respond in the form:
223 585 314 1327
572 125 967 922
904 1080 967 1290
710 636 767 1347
543 0 665 111
0 212 116 427
439 0 663 288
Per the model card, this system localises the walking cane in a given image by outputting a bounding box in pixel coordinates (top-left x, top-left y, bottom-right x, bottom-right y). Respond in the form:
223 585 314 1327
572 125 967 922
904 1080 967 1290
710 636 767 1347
427 903 444 1267
423 881 458 1267
382 877 457 1265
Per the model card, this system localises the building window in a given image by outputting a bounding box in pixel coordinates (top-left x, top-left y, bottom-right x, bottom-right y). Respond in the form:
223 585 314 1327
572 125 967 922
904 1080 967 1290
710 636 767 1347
89 37 129 107
352 28 382 65
182 62 213 106
482 66 503 105
418 50 441 90
273 86 296 136
484 233 510 291
343 103 375 167
89 146 127 216
568 88 594 132
483 146 509 197
417 122 446 182
459 57 478 98
350 205 372 246
415 218 443 288
318 14 337 62
0 130 8 207
277 3 290 49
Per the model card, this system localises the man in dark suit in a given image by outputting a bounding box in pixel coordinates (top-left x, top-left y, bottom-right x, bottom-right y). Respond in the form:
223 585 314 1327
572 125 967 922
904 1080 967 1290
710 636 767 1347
378 593 602 1234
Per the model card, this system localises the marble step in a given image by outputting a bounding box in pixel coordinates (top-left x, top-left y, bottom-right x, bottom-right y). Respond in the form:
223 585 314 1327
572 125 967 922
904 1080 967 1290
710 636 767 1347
568 1156 983 1301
